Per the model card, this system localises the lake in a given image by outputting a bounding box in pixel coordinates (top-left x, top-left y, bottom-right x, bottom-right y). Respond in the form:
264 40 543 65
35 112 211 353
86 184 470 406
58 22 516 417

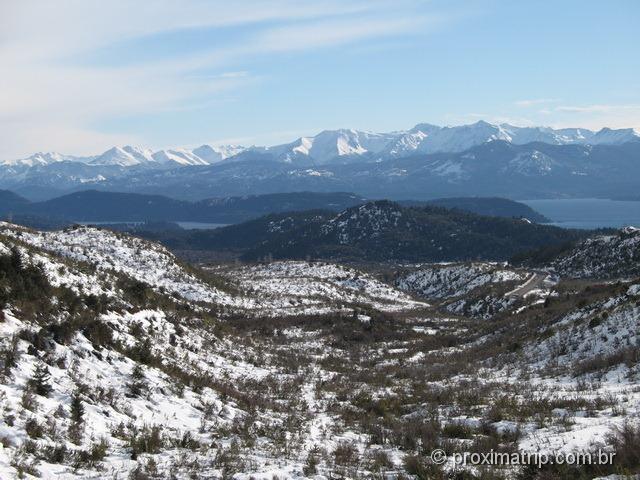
521 198 640 230
75 221 228 230
175 222 228 230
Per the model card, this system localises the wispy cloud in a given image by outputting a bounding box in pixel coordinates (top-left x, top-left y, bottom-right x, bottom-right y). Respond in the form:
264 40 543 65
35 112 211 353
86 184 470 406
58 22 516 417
555 104 640 113
444 113 537 127
449 103 640 132
0 0 437 158
256 16 431 52
547 104 640 132
514 98 560 107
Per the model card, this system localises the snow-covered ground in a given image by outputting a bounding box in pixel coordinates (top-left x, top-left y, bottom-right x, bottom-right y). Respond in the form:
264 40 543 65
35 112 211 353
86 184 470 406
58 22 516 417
395 263 555 319
0 223 638 479
219 261 427 314
1 223 241 306
1 224 425 316
396 263 527 299
553 227 640 279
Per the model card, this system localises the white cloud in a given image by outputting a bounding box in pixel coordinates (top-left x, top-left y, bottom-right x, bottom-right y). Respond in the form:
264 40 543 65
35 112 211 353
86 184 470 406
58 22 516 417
555 104 640 113
550 104 640 132
514 98 560 107
444 113 537 127
256 16 429 52
446 104 640 133
0 0 431 159
0 1 373 60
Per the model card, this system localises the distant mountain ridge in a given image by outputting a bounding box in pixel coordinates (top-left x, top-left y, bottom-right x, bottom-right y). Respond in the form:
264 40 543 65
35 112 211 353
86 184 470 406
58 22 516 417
0 190 550 228
2 120 639 201
4 144 245 168
4 121 638 168
0 190 367 225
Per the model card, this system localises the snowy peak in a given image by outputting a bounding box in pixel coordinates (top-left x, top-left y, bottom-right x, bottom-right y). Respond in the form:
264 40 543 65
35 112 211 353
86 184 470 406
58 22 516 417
90 146 155 166
3 122 638 168
308 129 368 161
421 120 512 153
152 148 209 166
384 122 640 158
2 151 89 167
383 121 511 157
192 144 246 164
2 144 247 168
268 129 401 165
590 127 640 145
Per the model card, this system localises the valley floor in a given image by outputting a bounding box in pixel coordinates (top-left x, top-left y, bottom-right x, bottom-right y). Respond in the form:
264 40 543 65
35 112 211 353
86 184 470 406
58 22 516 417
0 223 638 479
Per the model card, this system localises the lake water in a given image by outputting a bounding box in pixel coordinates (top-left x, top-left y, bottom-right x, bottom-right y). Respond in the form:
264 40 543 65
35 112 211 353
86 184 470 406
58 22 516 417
75 221 228 230
521 198 640 230
175 222 228 230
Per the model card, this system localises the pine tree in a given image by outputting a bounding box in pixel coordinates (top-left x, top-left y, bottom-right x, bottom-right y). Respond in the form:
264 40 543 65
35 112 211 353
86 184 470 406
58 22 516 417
303 445 321 475
0 336 19 381
127 364 147 397
70 392 84 424
29 361 52 397
68 391 85 444
9 246 22 272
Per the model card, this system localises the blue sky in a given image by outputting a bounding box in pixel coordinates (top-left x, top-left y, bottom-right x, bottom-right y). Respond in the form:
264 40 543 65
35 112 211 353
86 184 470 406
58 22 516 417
1 0 638 158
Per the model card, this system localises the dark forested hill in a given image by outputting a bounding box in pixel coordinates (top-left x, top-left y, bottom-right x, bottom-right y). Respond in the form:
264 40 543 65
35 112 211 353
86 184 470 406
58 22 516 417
0 189 30 211
0 190 367 224
1 189 552 226
144 200 586 262
416 197 550 222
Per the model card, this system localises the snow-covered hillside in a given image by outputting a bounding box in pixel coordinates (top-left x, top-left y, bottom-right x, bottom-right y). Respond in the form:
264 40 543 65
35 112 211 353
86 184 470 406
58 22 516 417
216 261 426 314
397 263 527 299
1 224 239 306
395 263 558 319
1 223 638 479
320 202 407 244
552 227 640 278
0 223 424 316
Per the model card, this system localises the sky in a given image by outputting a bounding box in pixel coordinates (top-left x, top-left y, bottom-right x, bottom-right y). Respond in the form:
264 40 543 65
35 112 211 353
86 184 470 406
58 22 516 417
1 0 638 159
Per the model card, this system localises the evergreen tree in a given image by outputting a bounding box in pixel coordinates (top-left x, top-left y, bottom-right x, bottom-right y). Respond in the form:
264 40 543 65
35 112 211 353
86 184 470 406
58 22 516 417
68 391 85 444
29 361 52 397
0 336 19 381
70 392 84 424
127 364 147 397
9 246 23 272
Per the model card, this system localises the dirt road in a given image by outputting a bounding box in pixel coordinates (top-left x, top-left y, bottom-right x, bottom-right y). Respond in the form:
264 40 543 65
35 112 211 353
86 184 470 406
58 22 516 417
506 272 546 297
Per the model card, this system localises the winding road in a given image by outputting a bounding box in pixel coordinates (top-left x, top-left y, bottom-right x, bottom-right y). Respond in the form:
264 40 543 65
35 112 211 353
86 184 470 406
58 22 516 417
506 272 547 298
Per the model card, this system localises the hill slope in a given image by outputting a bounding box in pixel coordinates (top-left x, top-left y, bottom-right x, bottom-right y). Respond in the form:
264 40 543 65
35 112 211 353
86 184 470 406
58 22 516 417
1 190 367 224
0 222 638 478
551 226 640 278
0 189 30 211
152 201 585 261
419 197 550 222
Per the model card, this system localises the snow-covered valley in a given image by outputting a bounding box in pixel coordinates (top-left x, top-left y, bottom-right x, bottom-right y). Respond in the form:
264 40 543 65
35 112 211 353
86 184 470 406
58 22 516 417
0 223 638 479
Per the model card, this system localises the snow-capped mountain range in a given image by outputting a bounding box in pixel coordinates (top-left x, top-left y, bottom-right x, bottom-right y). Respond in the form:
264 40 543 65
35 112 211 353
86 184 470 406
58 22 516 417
4 121 639 168
2 144 246 168
2 120 639 202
